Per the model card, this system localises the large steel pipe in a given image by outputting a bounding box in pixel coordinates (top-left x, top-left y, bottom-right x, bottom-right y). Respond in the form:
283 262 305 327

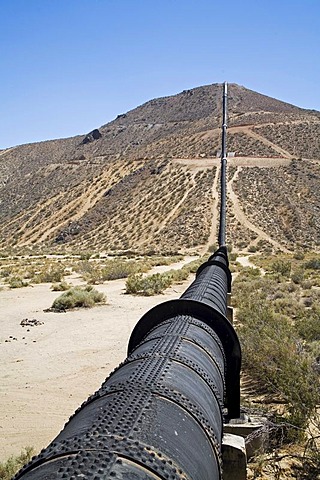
129 246 240 419
14 248 240 480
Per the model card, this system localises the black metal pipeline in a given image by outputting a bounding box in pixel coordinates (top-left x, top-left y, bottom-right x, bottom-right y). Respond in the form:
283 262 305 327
14 84 241 480
14 247 241 480
218 82 228 248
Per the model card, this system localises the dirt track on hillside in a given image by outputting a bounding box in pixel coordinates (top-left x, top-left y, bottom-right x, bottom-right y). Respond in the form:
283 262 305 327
228 167 290 253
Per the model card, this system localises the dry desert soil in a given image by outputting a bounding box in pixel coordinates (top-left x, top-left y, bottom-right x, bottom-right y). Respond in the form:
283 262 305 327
0 258 196 461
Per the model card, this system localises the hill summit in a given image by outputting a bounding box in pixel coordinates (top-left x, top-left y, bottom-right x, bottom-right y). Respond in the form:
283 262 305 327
0 83 319 253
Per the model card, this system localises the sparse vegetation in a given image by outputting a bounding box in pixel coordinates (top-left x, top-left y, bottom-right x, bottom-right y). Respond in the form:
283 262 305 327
32 264 65 283
0 447 35 480
125 256 205 295
126 272 172 296
51 281 71 291
234 252 320 478
51 285 106 311
8 276 28 288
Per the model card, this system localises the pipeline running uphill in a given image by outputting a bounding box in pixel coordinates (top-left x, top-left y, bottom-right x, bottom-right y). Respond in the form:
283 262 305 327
14 83 241 480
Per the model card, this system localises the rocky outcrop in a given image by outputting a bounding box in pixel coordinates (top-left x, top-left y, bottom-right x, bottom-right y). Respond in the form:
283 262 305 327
80 129 102 145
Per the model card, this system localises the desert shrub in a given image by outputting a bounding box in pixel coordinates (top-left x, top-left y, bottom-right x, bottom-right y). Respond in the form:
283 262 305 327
51 286 106 311
305 258 320 270
300 436 320 479
240 267 261 280
74 259 152 284
301 280 313 290
164 268 190 283
73 260 102 283
295 305 320 341
293 250 305 260
79 252 92 260
237 299 318 430
271 259 291 278
32 264 65 283
272 297 304 318
101 260 148 281
126 273 172 296
229 252 238 262
0 447 35 480
234 269 319 434
51 281 71 291
146 255 182 267
8 276 28 288
0 267 13 278
291 269 305 284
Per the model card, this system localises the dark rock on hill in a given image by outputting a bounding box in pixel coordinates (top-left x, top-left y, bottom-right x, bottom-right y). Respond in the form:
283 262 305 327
81 129 102 145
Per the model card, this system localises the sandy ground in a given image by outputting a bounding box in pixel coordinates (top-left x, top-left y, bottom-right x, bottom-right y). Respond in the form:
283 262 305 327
0 258 196 461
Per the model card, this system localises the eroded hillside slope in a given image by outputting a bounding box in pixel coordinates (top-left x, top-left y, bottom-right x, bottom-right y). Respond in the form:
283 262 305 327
0 83 319 253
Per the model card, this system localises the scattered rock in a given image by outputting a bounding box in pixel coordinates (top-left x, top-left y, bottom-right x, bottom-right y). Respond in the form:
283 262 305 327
20 318 44 327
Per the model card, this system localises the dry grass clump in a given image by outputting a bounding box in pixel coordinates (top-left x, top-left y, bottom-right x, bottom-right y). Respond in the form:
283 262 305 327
0 447 35 480
0 257 68 288
32 264 65 283
73 255 184 285
51 285 105 311
51 281 71 291
74 258 151 284
126 272 172 296
8 276 29 289
125 256 205 296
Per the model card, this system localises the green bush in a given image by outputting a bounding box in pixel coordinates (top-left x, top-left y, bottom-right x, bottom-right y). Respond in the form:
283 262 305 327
51 286 106 311
101 260 147 281
295 304 320 341
0 268 13 278
8 276 28 288
0 447 35 480
291 269 305 284
51 281 71 291
32 264 65 283
272 297 304 318
126 273 172 296
234 270 319 433
75 259 151 284
293 250 305 260
271 259 291 278
79 252 92 260
146 255 182 267
305 258 320 270
237 299 318 430
238 267 261 280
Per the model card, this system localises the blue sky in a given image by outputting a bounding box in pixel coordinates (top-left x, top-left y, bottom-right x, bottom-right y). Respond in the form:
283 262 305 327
0 0 319 149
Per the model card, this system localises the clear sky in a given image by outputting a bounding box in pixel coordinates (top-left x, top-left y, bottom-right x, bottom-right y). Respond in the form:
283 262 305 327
0 0 319 149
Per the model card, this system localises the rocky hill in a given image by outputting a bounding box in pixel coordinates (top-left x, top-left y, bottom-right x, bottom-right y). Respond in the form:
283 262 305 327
0 83 319 254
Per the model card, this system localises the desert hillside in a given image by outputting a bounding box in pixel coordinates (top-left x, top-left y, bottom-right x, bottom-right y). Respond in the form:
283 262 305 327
0 83 319 253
